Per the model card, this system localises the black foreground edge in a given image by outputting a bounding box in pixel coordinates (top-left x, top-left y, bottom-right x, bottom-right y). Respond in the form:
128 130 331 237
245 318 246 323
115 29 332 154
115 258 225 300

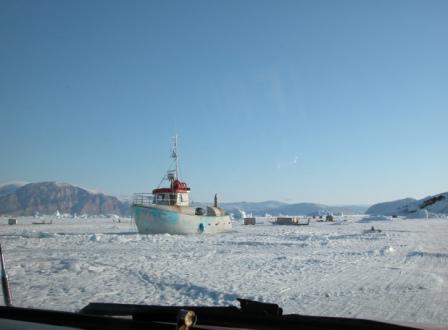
0 298 421 330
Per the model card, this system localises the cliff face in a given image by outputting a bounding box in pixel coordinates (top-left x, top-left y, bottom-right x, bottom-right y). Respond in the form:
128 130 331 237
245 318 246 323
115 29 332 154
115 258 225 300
0 182 129 216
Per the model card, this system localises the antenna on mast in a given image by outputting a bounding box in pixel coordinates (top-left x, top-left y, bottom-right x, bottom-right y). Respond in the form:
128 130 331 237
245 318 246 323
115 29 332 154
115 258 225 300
171 134 180 179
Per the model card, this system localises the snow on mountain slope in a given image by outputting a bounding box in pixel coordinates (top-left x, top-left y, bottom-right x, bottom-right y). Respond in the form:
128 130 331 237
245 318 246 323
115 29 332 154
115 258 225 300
365 198 417 216
366 193 448 216
420 192 448 214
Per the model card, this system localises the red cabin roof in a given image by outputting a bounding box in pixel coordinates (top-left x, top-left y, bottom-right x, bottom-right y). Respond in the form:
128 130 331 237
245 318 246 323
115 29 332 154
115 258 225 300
152 188 172 194
152 180 190 194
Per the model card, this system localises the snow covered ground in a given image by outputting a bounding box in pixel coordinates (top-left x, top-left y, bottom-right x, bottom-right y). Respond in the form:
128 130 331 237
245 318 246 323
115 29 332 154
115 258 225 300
1 215 447 327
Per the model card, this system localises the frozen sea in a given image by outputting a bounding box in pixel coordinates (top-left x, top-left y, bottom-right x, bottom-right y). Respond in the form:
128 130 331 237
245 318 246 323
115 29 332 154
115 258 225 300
1 215 447 327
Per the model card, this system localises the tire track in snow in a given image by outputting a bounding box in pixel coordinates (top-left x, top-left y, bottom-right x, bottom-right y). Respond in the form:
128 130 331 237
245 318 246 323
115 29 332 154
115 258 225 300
3 217 448 326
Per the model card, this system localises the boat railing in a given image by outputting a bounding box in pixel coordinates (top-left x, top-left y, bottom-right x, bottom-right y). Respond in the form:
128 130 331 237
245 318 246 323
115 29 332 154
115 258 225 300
132 193 154 207
132 193 180 206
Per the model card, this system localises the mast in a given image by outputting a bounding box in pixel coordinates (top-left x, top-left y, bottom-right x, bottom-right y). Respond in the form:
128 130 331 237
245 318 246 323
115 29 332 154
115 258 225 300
171 134 180 180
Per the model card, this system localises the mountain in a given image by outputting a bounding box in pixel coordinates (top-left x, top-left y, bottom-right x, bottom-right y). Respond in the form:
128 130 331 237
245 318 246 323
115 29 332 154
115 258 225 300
0 182 130 216
266 203 368 216
365 198 417 216
212 201 368 218
0 182 28 197
0 181 370 217
365 192 448 216
218 201 287 215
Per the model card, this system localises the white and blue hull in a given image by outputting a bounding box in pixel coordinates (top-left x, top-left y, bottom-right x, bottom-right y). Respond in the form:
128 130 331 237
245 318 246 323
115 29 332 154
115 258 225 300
133 205 232 235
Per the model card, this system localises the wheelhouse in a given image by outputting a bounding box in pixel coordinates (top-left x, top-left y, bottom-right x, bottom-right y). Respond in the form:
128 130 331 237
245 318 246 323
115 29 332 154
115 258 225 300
152 179 190 206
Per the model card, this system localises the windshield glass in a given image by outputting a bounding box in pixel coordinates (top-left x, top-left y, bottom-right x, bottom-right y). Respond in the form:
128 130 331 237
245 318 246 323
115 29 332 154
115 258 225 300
1 0 447 327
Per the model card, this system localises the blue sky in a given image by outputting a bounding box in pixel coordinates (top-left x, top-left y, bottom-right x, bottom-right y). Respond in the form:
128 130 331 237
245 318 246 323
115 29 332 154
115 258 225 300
1 0 447 204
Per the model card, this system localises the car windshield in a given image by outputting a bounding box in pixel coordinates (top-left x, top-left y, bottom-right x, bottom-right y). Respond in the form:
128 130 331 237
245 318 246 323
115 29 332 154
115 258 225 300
1 0 447 328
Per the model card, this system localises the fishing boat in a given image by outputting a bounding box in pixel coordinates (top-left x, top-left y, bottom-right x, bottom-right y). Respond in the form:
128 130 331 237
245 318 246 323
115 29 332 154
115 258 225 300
132 136 232 235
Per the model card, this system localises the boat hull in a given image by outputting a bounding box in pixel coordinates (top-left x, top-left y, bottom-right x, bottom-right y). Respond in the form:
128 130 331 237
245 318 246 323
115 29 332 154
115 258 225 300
132 205 232 235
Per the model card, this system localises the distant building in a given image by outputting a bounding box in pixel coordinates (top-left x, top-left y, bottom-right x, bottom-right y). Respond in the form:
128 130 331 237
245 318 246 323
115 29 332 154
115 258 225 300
273 217 310 225
244 217 256 225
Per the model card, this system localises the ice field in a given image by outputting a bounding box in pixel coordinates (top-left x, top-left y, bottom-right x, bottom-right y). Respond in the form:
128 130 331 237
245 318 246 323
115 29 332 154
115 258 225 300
1 215 447 327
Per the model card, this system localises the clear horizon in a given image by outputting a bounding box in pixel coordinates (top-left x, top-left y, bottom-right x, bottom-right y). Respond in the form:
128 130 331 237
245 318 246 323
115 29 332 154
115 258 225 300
1 1 447 205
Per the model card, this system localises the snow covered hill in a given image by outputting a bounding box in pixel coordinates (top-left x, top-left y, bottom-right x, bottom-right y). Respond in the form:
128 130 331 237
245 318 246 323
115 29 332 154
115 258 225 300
365 198 417 216
366 192 448 217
